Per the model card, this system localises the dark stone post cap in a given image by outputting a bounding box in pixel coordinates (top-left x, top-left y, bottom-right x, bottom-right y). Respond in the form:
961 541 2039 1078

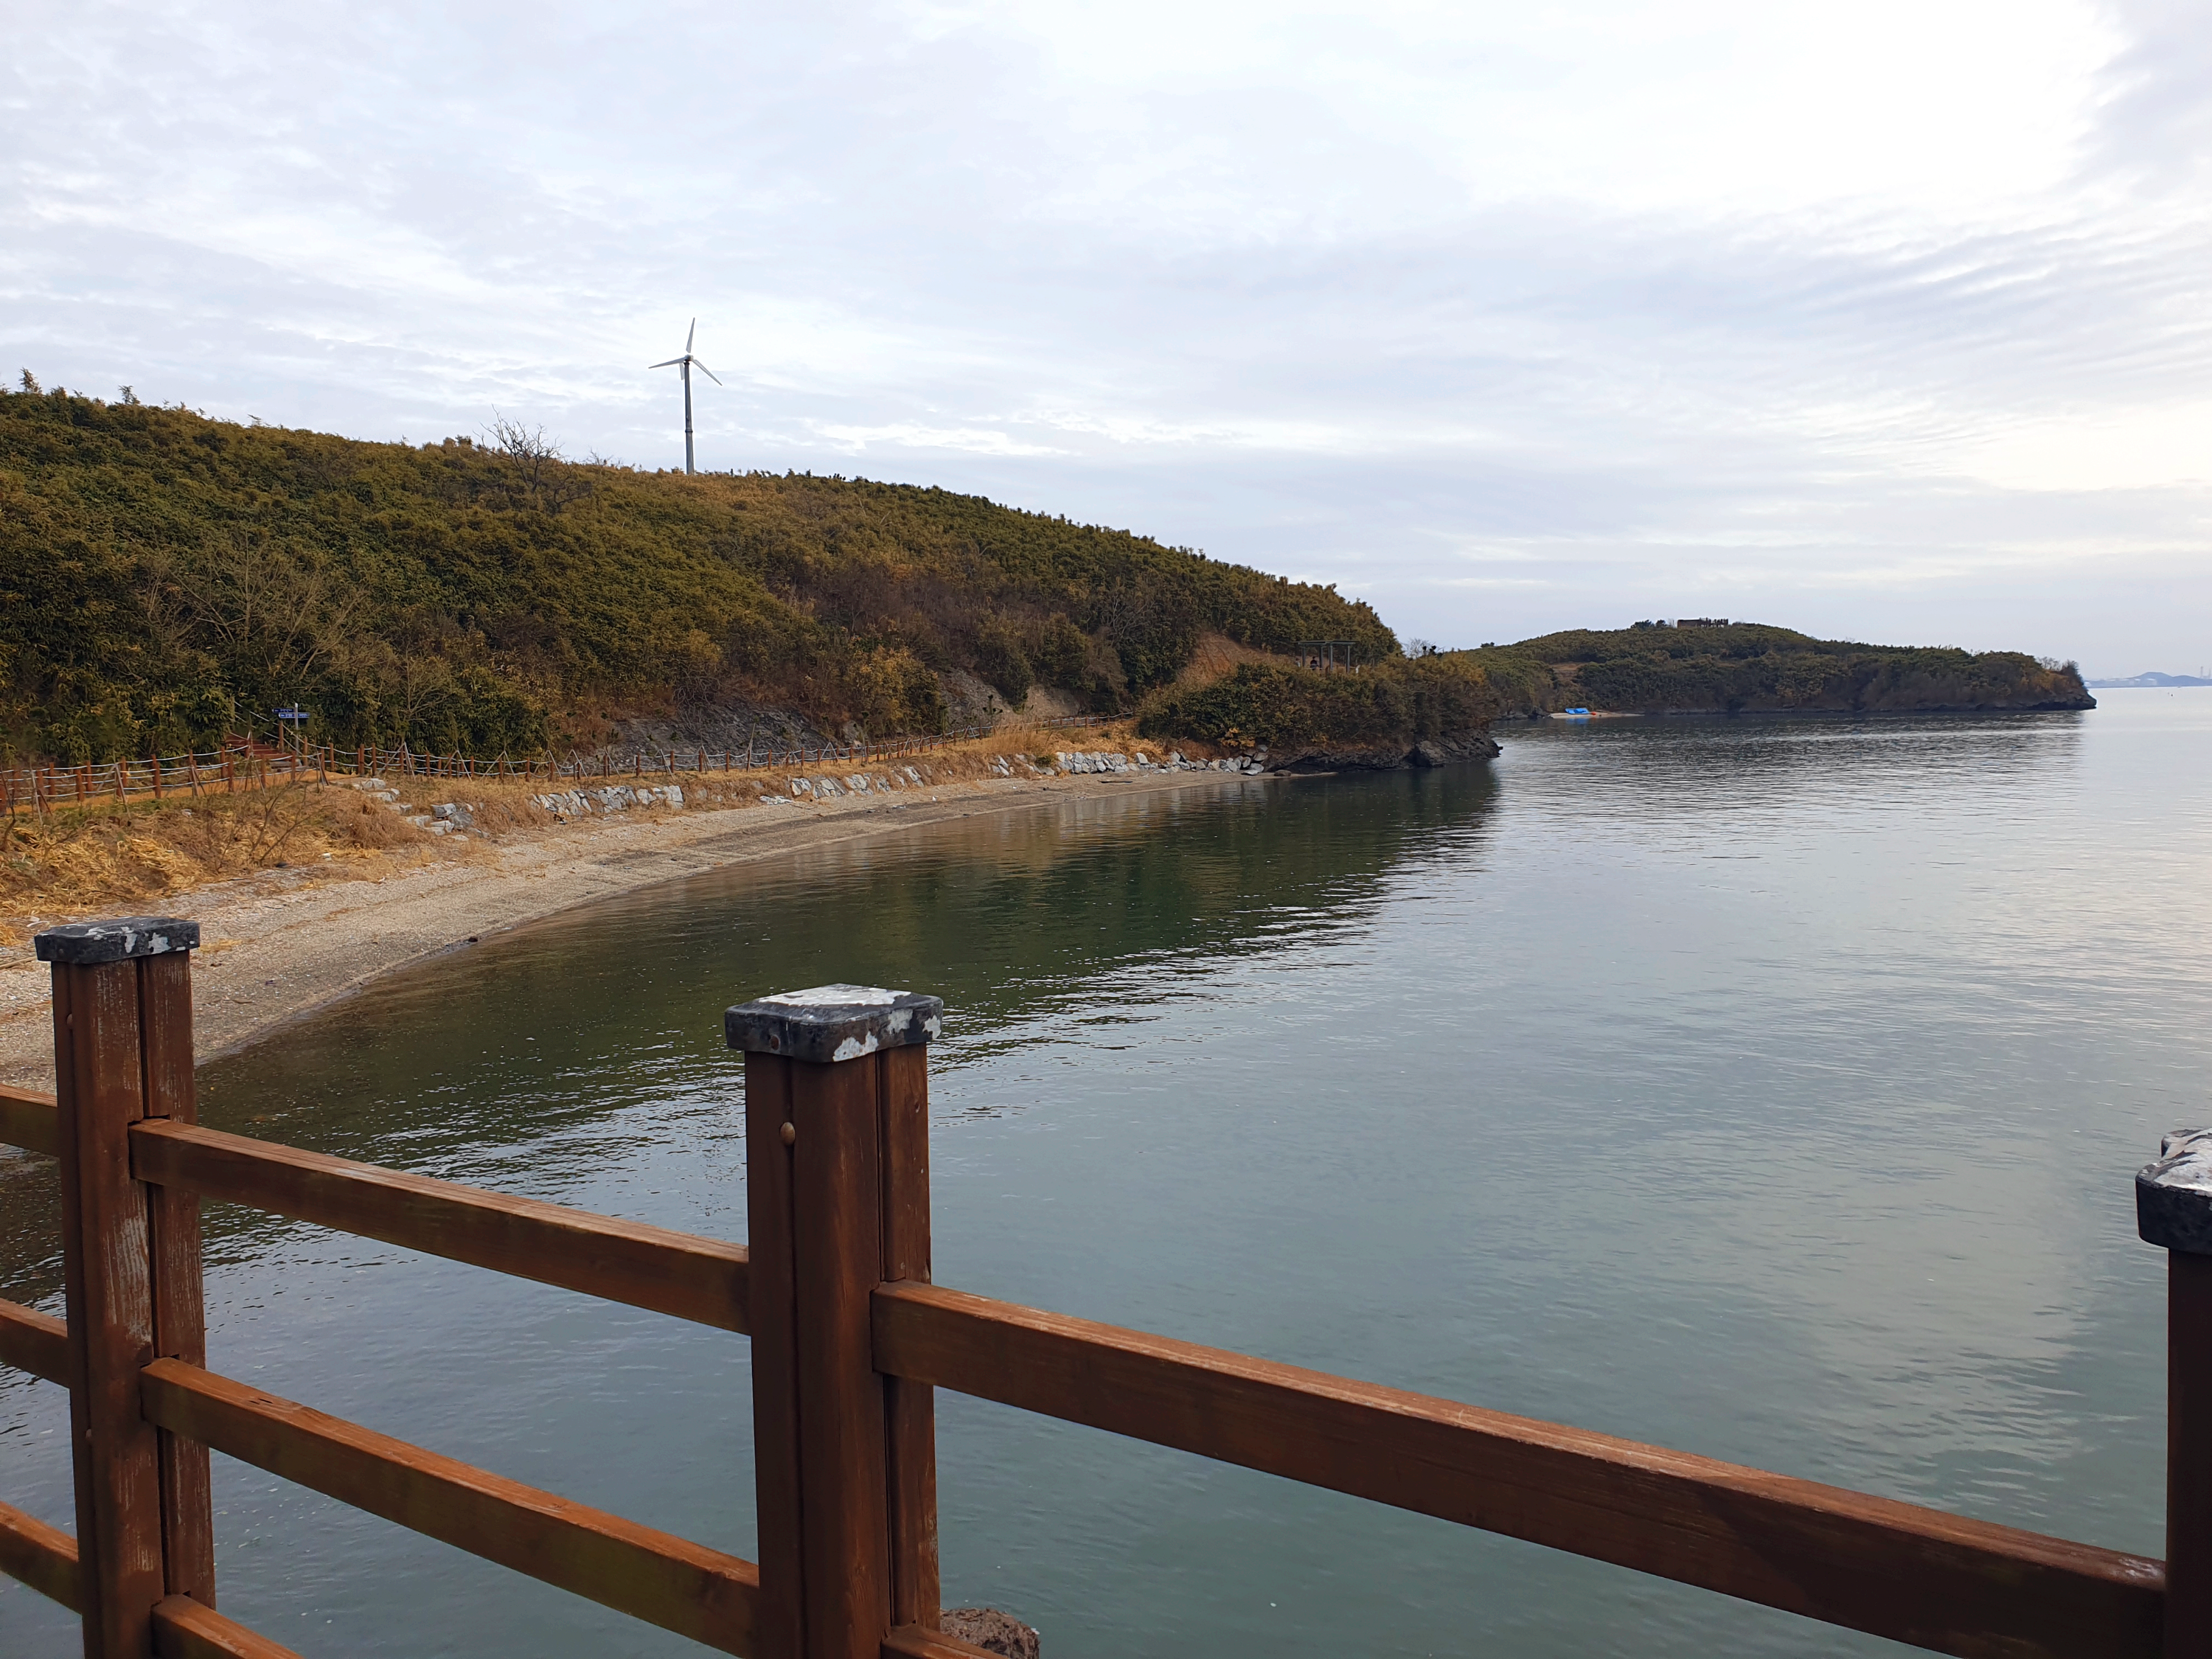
726 985 943 1065
2138 1130 2212 1255
33 917 201 966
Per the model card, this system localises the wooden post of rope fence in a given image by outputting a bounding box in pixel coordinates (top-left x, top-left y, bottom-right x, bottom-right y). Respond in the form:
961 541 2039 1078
2138 1131 2212 1657
37 917 212 1657
728 986 945 1659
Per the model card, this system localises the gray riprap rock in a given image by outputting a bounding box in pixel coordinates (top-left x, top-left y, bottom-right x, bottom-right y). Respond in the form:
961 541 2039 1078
35 917 201 964
1409 734 1503 766
725 984 944 1064
2138 1130 2212 1255
1269 733 1503 772
940 1609 1040 1659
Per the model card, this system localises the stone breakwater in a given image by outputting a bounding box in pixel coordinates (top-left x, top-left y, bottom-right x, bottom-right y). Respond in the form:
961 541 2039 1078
783 767 931 801
530 783 689 820
524 751 1269 818
1046 749 1265 777
370 741 1407 835
346 778 503 838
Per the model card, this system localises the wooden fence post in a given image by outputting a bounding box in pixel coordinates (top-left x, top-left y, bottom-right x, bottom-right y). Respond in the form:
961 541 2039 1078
38 917 212 1657
727 987 945 1659
2138 1130 2212 1658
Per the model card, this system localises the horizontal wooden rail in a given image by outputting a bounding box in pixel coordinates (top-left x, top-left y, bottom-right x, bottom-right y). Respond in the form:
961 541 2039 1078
151 1596 308 1659
0 1497 80 1610
0 1084 60 1158
0 1511 308 1659
0 1296 69 1385
130 1120 750 1332
873 1283 2164 1659
139 1359 759 1655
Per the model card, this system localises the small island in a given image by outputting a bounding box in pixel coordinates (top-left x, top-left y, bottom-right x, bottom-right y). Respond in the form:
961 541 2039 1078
1134 619 2093 770
1456 620 2095 720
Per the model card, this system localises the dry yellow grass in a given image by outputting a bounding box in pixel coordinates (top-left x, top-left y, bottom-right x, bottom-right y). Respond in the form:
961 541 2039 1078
1169 633 1275 691
0 725 1215 942
0 782 437 942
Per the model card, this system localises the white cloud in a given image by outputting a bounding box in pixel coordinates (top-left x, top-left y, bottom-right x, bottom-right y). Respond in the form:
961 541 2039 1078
2 0 2208 671
808 421 1068 456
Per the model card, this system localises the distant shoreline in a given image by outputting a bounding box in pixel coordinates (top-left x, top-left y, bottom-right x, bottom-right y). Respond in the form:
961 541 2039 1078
1524 701 2100 721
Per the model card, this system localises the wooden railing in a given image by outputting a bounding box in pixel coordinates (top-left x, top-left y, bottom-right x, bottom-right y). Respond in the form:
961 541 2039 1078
0 917 2202 1658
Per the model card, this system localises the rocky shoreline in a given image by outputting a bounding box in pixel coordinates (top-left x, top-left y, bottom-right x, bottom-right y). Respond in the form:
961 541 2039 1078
1270 733 1503 771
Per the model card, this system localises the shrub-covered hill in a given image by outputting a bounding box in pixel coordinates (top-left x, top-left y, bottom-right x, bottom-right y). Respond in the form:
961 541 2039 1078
1138 655 1506 765
0 384 1397 762
1464 622 2095 716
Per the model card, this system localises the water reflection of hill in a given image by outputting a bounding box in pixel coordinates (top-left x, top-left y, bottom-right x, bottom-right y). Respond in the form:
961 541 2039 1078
0 769 1500 1308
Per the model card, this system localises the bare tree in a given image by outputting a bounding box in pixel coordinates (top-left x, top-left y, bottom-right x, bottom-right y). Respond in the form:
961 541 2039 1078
484 413 588 512
142 532 364 695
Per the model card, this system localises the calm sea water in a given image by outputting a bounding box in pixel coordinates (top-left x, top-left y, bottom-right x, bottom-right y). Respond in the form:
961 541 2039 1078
7 689 2212 1658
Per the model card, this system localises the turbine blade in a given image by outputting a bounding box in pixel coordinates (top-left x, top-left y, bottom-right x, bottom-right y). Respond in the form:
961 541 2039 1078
686 317 697 352
648 357 684 369
695 361 723 384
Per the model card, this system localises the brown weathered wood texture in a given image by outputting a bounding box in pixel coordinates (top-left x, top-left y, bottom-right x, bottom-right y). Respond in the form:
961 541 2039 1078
129 1119 750 1331
139 950 215 1607
872 1282 2166 1659
150 1596 308 1659
0 1082 60 1156
746 1051 807 1659
781 1053 892 1659
747 1040 939 1659
880 1044 939 1631
0 1495 82 1610
55 956 170 1658
0 1296 70 1385
2168 1251 2212 1659
138 1358 760 1654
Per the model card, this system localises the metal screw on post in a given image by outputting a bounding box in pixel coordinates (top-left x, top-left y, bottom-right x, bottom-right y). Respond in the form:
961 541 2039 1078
35 917 212 1659
2138 1129 2212 1658
728 985 945 1659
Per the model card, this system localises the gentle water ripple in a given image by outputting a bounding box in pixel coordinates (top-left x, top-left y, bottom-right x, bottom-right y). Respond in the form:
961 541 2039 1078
4 693 2210 1656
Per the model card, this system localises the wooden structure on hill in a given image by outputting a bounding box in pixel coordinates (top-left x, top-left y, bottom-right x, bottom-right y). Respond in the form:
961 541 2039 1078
1290 640 1360 672
0 918 2205 1657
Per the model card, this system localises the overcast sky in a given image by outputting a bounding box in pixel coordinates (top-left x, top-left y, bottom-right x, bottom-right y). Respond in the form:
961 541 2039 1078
5 1 2208 672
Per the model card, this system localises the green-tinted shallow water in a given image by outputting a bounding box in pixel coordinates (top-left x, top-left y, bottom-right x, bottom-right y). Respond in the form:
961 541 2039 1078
7 690 2212 1656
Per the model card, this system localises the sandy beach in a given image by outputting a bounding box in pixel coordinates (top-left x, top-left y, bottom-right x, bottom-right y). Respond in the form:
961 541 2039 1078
0 760 1265 1093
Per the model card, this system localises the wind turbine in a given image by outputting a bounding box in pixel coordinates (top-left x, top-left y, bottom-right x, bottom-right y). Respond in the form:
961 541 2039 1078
650 319 721 474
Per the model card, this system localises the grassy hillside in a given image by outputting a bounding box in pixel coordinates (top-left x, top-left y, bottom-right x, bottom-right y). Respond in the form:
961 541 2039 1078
1463 622 2093 715
1138 655 1506 758
0 383 1397 762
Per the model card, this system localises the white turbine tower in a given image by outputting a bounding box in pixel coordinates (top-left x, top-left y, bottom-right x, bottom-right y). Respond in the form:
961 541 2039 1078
650 319 721 474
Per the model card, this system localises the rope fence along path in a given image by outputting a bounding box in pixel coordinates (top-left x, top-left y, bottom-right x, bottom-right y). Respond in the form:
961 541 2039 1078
0 715 1115 816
